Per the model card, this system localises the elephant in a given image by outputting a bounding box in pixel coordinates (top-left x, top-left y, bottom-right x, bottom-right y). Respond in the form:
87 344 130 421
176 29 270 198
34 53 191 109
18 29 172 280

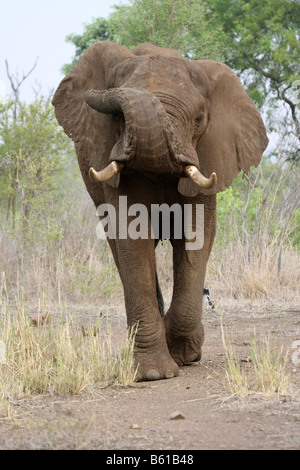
52 41 268 381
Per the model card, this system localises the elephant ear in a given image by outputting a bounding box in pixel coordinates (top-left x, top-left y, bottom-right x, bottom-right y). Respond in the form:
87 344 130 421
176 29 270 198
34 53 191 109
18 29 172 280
52 41 133 191
178 61 269 197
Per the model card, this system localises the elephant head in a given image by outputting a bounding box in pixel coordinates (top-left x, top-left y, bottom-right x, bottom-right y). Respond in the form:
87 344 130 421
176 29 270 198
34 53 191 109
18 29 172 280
52 41 268 197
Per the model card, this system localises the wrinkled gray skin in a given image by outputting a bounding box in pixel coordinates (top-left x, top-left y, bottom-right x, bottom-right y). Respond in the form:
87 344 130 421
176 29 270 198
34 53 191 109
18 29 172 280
52 41 268 381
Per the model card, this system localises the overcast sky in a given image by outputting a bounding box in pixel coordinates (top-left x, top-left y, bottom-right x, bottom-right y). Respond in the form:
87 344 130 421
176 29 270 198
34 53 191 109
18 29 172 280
0 0 120 102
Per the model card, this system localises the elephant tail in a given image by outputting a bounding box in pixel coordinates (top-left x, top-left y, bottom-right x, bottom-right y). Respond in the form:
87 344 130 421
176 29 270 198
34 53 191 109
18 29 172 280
156 272 164 318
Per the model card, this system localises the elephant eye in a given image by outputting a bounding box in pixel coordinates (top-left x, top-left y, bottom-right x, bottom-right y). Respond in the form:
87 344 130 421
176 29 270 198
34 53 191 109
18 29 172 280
195 112 204 124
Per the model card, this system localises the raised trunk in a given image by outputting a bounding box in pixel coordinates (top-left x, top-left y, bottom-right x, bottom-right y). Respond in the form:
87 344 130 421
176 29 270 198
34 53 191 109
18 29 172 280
85 88 217 190
85 88 180 173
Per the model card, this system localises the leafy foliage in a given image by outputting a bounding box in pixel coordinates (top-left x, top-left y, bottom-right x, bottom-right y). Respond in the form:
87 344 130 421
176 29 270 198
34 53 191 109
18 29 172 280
216 156 300 254
62 0 225 73
207 0 300 141
0 98 72 243
109 0 225 60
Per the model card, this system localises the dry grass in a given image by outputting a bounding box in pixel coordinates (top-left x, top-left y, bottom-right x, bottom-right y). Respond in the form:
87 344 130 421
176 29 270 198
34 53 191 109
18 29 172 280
0 294 138 419
0 192 122 304
221 320 291 398
208 239 300 302
249 332 290 397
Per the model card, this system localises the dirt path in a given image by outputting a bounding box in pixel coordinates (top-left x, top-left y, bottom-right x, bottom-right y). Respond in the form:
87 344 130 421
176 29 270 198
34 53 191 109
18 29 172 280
0 304 299 450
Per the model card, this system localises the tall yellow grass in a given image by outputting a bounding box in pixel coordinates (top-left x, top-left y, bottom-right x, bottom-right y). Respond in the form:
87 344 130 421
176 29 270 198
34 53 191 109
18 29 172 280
209 239 299 300
221 321 291 398
0 293 138 419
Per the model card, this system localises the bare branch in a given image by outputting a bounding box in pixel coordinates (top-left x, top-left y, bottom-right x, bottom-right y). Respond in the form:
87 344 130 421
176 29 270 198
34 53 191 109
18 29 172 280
5 58 38 119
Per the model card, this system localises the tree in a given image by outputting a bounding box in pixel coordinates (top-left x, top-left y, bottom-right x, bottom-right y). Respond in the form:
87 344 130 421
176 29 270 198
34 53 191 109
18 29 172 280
5 58 38 120
109 0 225 60
62 0 225 74
2 59 39 228
62 17 112 74
207 0 300 143
0 97 71 237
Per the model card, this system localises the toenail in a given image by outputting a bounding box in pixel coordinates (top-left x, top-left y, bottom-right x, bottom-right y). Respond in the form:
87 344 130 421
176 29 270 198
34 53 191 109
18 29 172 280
146 369 161 381
165 370 175 379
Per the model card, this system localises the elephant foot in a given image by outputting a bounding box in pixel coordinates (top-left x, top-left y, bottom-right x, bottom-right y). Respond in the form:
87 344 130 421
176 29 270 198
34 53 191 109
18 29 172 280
164 319 204 365
134 349 179 381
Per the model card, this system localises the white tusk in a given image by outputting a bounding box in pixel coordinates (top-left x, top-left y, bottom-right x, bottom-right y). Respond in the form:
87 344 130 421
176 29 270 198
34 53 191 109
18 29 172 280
89 161 124 182
184 165 217 189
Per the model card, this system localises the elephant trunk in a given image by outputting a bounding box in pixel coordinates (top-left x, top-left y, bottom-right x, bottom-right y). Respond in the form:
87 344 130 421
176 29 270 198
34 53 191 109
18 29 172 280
85 88 217 190
84 87 178 173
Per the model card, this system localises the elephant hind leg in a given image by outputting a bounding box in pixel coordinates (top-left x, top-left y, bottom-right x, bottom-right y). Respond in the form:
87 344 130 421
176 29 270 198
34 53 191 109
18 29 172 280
156 272 164 317
154 239 165 318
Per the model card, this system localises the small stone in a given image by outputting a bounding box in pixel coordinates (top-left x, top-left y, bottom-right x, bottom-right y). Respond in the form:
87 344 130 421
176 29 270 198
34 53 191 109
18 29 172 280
170 411 185 420
130 423 139 429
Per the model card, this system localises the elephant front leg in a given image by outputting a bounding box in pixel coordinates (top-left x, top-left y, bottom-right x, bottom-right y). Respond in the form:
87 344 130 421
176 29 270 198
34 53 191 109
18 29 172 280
115 237 179 381
164 196 216 365
164 241 205 364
